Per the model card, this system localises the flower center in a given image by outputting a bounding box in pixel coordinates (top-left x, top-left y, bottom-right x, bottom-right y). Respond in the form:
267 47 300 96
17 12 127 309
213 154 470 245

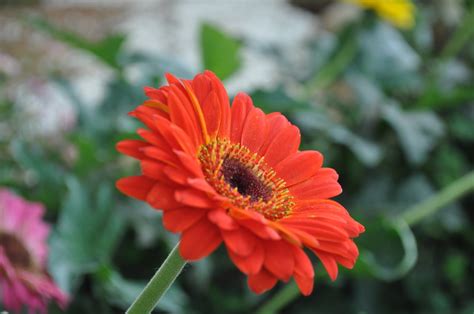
221 158 272 203
198 138 294 221
0 232 32 269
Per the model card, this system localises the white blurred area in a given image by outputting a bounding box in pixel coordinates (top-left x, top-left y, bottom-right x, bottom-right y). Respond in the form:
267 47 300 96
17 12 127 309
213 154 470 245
0 0 351 137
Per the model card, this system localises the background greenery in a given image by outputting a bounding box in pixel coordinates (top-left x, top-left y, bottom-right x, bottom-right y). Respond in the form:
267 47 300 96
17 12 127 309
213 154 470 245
1 0 473 313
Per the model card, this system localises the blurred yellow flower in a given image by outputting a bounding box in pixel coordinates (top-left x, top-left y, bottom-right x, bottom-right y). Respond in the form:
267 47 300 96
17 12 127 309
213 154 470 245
345 0 416 29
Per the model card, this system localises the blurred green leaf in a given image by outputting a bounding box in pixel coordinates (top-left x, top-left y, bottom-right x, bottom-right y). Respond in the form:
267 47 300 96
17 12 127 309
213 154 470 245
358 21 421 89
295 111 382 166
49 177 126 293
250 88 310 114
200 23 241 80
381 102 444 164
29 17 125 70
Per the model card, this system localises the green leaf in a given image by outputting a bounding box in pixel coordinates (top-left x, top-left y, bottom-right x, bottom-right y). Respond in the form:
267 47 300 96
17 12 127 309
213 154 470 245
295 111 383 166
49 177 126 293
28 17 125 70
200 23 241 80
381 102 444 165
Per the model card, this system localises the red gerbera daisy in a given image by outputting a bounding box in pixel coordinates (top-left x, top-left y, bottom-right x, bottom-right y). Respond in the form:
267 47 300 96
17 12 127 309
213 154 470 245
116 70 365 295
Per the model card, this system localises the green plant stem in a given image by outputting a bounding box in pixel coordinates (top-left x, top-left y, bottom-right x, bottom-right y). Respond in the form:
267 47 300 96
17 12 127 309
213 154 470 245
302 25 358 97
256 282 300 314
255 171 474 314
126 243 186 314
401 170 474 226
440 5 474 61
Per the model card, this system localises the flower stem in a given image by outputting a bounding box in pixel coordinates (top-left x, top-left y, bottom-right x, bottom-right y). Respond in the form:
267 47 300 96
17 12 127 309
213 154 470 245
255 282 299 314
401 170 474 226
255 170 474 314
126 243 186 314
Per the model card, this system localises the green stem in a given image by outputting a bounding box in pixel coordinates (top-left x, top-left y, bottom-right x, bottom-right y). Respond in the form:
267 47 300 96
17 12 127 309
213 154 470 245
255 282 300 314
401 170 474 226
440 5 474 62
255 171 474 314
126 243 186 314
302 25 358 97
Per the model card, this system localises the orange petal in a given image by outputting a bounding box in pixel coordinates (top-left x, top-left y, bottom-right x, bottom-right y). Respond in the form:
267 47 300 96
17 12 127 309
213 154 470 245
264 240 295 281
289 168 342 200
230 92 253 143
314 251 338 281
240 108 267 153
201 91 221 137
116 176 155 201
228 241 264 275
116 140 148 160
222 227 257 256
274 151 323 186
262 124 300 166
247 268 278 294
208 209 238 230
258 113 289 155
294 273 314 296
174 189 215 208
141 160 167 181
146 183 180 210
179 218 222 261
204 70 231 138
163 207 207 232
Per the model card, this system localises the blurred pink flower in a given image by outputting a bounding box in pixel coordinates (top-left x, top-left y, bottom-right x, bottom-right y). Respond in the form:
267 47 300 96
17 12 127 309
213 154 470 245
0 189 68 313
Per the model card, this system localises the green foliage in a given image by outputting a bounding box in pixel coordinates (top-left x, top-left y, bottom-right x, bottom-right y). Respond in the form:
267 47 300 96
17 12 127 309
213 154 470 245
29 17 126 71
200 23 242 80
1 2 474 314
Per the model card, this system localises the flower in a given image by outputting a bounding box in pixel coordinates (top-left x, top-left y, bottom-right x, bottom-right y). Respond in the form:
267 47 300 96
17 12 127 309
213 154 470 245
0 189 68 313
116 70 365 295
344 0 416 29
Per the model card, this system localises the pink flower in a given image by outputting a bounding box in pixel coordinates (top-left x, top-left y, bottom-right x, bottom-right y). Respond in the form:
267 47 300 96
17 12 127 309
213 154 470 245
0 189 68 313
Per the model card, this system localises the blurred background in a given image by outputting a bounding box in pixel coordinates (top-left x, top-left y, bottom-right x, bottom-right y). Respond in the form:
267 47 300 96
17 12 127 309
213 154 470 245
1 0 474 313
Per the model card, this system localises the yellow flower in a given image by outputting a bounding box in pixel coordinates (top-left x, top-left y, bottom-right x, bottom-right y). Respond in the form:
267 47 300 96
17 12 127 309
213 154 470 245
344 0 416 29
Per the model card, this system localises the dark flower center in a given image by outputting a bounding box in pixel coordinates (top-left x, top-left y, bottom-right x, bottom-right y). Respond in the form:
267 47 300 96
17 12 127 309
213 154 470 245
221 158 272 202
0 232 32 269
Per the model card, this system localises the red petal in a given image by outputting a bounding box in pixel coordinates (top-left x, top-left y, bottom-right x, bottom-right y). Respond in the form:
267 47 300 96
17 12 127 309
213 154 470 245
222 227 257 256
314 251 338 281
147 184 180 209
264 240 295 281
289 168 342 200
175 189 215 208
228 242 264 275
201 91 221 137
263 125 300 166
116 176 155 201
293 246 314 278
230 92 253 143
247 268 278 294
274 151 323 186
237 218 281 240
163 207 207 232
204 71 231 138
208 209 238 230
179 218 222 261
258 113 289 155
141 160 167 181
116 140 148 160
294 273 314 296
241 108 267 153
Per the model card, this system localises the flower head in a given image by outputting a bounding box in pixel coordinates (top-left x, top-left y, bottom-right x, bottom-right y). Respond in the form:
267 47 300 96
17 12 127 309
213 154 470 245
345 0 416 29
117 71 365 295
0 189 68 313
